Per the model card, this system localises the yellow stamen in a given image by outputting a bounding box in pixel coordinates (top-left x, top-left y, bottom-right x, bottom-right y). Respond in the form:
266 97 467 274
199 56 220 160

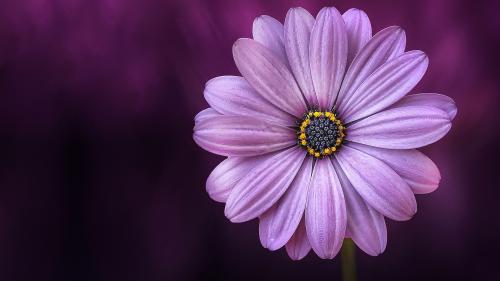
313 111 321 117
297 110 346 158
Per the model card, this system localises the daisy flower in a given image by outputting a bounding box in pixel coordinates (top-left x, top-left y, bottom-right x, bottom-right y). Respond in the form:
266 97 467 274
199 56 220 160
193 6 456 260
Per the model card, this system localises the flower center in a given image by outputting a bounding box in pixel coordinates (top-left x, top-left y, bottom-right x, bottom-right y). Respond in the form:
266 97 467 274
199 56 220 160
297 110 346 158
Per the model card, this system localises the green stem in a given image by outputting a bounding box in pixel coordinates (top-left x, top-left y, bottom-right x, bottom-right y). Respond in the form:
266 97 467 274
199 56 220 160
341 239 357 281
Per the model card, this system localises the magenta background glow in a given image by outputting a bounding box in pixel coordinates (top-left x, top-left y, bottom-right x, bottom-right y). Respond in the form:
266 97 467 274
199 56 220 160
0 0 498 280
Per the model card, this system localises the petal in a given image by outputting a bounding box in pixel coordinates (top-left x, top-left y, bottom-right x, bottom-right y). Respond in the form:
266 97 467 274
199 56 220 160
206 156 266 203
194 108 221 124
341 50 428 123
225 147 305 223
347 142 441 194
332 159 387 256
336 146 417 221
391 93 457 120
342 8 372 66
233 38 307 117
193 115 295 157
259 157 313 250
309 7 348 109
337 26 405 112
204 76 295 126
253 15 288 64
305 159 346 259
347 105 452 149
284 7 317 106
285 218 311 260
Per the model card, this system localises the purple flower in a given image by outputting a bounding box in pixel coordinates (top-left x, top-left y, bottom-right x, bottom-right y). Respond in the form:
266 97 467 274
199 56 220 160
193 6 456 260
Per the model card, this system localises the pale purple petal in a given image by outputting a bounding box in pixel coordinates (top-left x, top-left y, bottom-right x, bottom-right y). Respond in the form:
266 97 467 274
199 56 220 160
194 108 221 124
332 159 387 256
309 7 348 109
305 159 346 259
347 142 441 194
337 26 405 112
233 38 307 117
336 145 417 221
285 218 311 260
347 106 452 149
253 15 288 64
225 147 305 223
391 93 457 120
204 76 295 126
341 50 428 123
342 8 372 66
193 115 295 157
206 156 266 203
259 157 313 250
284 7 317 106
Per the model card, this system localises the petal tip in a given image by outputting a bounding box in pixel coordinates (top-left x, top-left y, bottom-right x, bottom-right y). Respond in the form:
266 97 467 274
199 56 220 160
368 247 385 256
224 202 240 222
224 202 251 223
346 7 361 12
388 26 405 39
316 251 339 260
288 255 304 261
286 7 306 17
344 8 367 16
232 38 246 50
411 49 429 62
224 208 243 223
319 6 341 16
448 102 458 120
386 25 403 32
407 206 418 220
232 38 252 54
253 15 275 28
255 15 269 21
267 240 283 251
358 244 382 257
286 247 309 260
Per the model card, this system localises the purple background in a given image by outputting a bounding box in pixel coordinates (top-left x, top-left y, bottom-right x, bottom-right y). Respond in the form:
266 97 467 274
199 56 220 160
0 0 499 280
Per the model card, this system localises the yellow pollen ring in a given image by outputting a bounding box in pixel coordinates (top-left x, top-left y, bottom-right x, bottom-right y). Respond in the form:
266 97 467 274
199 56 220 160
297 110 346 158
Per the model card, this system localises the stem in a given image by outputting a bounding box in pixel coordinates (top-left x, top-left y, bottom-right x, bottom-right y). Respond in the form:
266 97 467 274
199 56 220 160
341 239 357 281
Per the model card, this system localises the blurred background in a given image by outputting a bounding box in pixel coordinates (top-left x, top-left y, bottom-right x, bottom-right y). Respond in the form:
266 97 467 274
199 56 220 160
0 0 499 280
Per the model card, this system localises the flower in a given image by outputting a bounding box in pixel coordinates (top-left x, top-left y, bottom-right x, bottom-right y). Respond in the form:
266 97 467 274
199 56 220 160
193 6 456 260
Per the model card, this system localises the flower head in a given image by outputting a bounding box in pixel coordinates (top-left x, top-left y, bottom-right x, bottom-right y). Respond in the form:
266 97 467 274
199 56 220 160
193 6 456 260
